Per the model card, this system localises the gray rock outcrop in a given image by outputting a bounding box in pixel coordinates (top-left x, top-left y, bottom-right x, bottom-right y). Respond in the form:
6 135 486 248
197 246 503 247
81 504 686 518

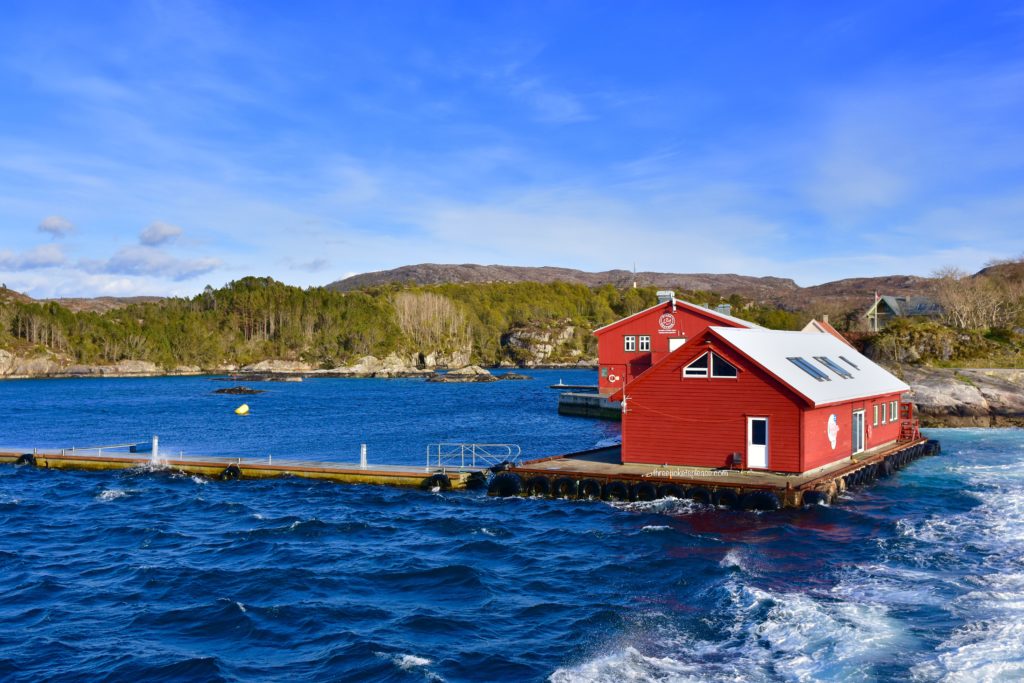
426 365 498 383
903 367 1024 427
501 321 579 366
241 359 314 373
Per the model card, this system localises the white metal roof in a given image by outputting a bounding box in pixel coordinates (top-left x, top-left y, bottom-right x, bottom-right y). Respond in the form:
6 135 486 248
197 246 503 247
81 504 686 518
593 298 760 334
710 326 909 406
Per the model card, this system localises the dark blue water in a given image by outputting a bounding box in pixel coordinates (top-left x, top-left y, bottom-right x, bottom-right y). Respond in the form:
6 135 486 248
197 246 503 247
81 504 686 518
1 372 1022 681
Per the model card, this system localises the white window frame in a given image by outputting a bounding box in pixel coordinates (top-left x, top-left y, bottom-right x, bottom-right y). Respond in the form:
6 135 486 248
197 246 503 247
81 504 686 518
852 409 865 454
683 352 709 377
891 400 898 420
624 335 636 352
881 402 887 424
873 404 879 426
683 351 738 379
638 335 651 352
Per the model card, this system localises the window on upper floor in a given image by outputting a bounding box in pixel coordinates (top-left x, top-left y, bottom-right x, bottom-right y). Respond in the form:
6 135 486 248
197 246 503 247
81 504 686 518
639 335 651 352
683 353 709 377
711 354 738 378
873 404 879 426
683 352 738 378
624 335 636 352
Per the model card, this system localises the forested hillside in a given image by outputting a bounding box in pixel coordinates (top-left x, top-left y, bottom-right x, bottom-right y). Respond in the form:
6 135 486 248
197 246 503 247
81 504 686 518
4 260 1024 373
0 278 801 370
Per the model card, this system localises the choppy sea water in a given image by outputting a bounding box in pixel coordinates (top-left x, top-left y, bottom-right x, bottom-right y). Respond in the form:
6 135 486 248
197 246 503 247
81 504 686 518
1 372 1022 681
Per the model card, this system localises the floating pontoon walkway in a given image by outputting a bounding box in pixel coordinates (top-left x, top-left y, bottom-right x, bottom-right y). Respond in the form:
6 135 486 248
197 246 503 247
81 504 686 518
489 437 938 509
2 438 940 509
0 448 486 490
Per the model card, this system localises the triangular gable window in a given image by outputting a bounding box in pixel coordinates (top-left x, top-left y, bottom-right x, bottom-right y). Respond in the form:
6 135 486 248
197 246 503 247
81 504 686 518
683 352 738 378
711 354 738 378
683 353 709 377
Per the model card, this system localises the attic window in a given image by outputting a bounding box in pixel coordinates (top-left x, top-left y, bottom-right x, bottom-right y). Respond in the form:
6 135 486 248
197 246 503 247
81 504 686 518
683 352 738 378
814 356 854 379
839 355 860 371
711 354 738 378
788 356 831 382
683 353 709 377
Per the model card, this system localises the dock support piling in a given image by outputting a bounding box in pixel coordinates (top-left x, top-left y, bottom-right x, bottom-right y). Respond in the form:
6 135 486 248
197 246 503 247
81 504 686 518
360 443 367 469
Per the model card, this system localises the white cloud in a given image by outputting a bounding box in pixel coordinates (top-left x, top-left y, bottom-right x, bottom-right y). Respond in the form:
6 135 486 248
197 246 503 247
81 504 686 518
81 245 220 281
139 220 183 245
0 243 66 270
38 215 75 237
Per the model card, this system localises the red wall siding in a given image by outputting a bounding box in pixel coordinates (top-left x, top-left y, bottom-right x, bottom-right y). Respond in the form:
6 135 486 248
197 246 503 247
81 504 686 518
866 393 903 449
621 336 804 472
801 403 854 471
801 392 904 471
596 303 744 394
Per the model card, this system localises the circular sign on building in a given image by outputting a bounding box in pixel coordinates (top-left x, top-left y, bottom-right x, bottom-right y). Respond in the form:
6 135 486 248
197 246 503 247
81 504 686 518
827 414 840 449
658 313 677 330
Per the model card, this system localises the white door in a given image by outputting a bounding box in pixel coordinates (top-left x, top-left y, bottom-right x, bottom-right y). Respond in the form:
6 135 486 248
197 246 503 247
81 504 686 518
668 337 687 352
852 410 865 454
747 417 768 469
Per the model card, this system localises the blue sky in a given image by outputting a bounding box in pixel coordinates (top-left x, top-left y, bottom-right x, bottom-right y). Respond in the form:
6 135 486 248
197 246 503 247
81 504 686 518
2 1 1023 297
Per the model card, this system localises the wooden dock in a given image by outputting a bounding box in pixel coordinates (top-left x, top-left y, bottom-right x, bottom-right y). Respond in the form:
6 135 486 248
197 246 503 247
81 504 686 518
556 392 622 420
0 449 485 490
489 437 938 509
2 437 940 510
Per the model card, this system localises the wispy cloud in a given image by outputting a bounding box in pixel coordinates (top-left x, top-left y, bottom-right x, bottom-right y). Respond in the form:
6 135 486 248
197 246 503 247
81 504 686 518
81 246 220 281
0 243 66 270
139 221 183 246
37 215 75 237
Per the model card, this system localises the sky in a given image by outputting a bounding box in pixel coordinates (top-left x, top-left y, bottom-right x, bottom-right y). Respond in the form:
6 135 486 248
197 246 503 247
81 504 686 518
1 0 1024 298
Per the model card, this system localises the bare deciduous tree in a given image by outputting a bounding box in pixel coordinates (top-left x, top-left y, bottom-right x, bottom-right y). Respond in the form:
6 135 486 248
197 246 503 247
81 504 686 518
933 265 1024 329
392 292 469 351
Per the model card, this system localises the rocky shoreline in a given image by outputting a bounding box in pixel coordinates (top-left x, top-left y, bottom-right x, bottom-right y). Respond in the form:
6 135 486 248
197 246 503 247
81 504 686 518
0 349 595 381
901 366 1024 428
3 348 1021 428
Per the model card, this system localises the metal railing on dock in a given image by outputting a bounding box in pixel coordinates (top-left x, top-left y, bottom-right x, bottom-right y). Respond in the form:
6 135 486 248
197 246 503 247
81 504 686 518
426 443 522 470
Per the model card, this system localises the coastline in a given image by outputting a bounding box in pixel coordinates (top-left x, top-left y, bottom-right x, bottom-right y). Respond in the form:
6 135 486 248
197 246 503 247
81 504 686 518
3 353 1022 428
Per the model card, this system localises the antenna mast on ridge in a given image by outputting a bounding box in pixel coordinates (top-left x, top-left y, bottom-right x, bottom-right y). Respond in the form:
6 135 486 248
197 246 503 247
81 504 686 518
632 262 637 289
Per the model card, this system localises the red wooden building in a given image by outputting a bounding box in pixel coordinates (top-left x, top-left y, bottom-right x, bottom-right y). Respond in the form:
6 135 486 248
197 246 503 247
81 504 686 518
593 292 758 395
611 326 911 474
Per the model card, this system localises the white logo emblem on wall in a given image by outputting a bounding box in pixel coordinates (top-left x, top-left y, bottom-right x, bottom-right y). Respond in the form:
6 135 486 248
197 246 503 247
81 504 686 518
658 314 676 330
827 414 839 449
608 374 620 383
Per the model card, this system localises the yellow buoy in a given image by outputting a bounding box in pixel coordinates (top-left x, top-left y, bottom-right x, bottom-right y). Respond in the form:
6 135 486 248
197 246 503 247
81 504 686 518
234 404 250 416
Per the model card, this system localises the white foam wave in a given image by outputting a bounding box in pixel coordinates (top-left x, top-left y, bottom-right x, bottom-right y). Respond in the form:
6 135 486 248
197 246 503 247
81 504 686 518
551 578 908 682
897 453 1024 679
550 645 698 683
592 436 622 449
557 440 1024 683
609 497 705 515
719 548 744 570
96 489 129 501
376 652 444 681
642 525 671 532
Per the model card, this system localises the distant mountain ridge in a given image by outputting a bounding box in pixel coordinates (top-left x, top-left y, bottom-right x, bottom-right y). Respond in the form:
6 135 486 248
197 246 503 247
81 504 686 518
326 263 936 307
